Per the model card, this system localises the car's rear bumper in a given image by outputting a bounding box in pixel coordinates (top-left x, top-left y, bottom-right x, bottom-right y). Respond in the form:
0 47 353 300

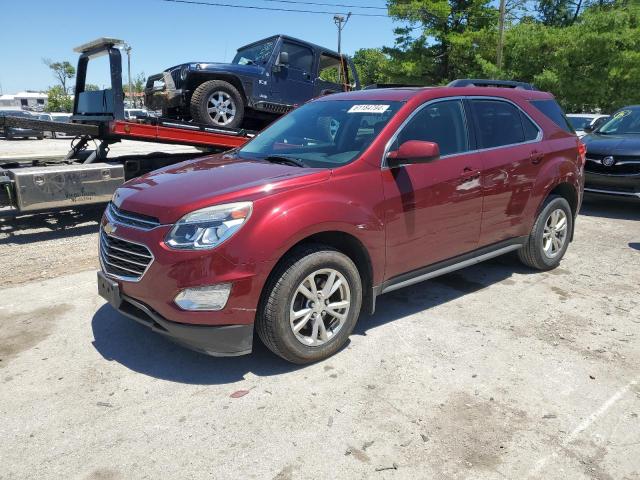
98 272 254 356
584 171 640 198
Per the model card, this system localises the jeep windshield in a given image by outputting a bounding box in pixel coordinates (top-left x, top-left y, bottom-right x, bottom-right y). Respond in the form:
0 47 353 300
232 40 275 66
239 100 404 168
598 108 640 135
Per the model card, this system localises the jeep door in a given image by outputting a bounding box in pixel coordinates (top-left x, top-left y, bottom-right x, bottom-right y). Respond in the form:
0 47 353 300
381 99 484 279
271 40 315 106
468 98 543 246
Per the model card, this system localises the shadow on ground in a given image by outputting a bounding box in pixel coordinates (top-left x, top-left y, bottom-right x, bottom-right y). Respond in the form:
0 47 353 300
0 206 102 245
580 195 640 221
91 254 529 385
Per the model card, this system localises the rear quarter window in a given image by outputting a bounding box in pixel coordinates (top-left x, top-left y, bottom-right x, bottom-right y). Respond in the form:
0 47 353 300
530 100 574 134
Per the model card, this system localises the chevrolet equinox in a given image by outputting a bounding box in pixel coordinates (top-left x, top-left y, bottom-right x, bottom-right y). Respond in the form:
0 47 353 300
98 80 585 364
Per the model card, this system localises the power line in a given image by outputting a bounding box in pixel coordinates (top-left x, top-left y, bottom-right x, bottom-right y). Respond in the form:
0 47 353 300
260 0 387 10
158 0 389 17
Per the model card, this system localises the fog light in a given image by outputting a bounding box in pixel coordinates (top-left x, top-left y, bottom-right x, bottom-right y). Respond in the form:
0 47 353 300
174 284 231 311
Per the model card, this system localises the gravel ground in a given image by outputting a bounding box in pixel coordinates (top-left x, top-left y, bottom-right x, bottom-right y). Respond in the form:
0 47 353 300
0 194 639 480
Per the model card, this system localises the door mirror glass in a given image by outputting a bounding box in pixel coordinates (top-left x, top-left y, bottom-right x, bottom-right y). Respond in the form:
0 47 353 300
387 140 440 167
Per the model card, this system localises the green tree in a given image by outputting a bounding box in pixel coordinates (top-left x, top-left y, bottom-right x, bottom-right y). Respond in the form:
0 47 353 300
42 59 76 94
46 85 73 113
385 0 498 84
352 48 392 86
85 84 100 91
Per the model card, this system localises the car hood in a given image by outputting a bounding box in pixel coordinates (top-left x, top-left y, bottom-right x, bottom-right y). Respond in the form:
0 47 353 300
582 133 640 156
113 154 330 224
168 62 264 76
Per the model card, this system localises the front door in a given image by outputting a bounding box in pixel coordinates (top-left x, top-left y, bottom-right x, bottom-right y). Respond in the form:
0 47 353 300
382 99 484 280
271 41 315 106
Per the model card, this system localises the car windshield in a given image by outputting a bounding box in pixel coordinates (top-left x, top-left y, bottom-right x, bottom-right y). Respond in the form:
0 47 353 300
239 100 404 168
232 40 275 66
52 115 70 122
598 108 640 135
568 116 592 130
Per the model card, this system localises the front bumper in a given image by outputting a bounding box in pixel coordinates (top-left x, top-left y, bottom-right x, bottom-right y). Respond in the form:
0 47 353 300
584 171 640 199
144 72 185 111
98 271 253 356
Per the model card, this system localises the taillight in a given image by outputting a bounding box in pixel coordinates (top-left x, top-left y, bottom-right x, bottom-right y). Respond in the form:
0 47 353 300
577 141 587 167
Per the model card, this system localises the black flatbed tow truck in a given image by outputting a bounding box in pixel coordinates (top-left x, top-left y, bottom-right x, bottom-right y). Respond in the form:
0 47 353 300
0 38 256 215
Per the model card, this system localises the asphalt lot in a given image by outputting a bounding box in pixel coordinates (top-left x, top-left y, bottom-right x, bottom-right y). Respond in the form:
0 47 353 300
0 140 639 478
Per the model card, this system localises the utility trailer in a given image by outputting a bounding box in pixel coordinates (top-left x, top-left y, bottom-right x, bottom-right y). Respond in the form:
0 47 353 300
0 38 257 215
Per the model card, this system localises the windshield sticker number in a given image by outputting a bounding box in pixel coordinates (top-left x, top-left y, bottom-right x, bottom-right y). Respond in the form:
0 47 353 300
348 105 390 114
613 110 631 120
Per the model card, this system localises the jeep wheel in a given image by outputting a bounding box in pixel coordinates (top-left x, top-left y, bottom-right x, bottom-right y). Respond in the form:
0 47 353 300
190 80 244 128
518 195 573 271
257 244 362 364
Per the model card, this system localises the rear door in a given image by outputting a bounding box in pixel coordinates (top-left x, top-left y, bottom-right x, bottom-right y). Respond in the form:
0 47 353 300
271 41 315 106
469 98 543 247
382 98 484 279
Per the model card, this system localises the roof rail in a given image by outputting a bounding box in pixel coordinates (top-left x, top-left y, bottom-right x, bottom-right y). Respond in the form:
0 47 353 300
363 83 424 90
447 79 537 91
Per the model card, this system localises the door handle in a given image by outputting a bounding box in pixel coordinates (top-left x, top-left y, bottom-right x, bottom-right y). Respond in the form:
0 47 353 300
460 167 480 184
530 150 544 164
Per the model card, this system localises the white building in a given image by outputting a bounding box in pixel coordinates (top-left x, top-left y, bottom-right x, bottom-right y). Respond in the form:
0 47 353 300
0 91 48 111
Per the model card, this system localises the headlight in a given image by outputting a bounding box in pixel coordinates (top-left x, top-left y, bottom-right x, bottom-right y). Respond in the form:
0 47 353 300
165 202 252 250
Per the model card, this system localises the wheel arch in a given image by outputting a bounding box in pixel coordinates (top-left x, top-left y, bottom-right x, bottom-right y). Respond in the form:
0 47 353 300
258 230 376 317
186 72 247 103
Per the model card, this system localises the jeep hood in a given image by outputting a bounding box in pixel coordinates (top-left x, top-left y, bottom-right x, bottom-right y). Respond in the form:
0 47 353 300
582 133 640 156
113 154 329 224
168 62 264 76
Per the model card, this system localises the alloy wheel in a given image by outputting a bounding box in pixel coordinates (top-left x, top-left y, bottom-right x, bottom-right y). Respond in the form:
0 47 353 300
542 208 568 258
206 91 237 126
289 268 351 346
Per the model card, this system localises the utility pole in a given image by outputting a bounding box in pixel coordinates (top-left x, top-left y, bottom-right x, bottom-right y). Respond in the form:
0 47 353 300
124 43 133 107
496 0 506 75
333 12 351 82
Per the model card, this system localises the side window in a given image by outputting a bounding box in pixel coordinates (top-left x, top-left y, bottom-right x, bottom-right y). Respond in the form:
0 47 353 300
521 111 540 141
318 54 341 85
530 99 574 133
281 42 314 72
472 100 526 148
396 100 469 157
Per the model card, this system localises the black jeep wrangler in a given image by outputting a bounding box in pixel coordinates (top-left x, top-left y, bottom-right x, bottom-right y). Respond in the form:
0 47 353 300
144 34 360 129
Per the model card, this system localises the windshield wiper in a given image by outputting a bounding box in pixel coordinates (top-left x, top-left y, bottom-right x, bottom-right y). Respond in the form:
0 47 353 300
263 155 307 168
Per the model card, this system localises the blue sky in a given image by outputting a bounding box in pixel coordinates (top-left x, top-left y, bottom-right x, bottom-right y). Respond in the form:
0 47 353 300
0 0 398 93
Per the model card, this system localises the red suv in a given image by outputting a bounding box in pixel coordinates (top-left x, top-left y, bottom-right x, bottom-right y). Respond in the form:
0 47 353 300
98 79 584 364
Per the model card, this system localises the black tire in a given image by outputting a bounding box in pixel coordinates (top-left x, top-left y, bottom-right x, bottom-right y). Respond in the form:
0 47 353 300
518 195 573 271
37 135 44 140
190 80 244 128
256 244 363 364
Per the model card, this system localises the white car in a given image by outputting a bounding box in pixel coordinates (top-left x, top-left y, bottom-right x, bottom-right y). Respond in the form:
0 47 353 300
39 113 73 138
124 109 151 120
567 113 610 138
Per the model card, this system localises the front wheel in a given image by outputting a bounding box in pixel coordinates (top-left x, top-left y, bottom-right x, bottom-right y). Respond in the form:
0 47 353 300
189 80 244 129
518 196 573 271
256 245 363 364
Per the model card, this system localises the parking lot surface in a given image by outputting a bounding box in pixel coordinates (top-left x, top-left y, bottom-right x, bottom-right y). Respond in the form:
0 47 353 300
1 193 639 479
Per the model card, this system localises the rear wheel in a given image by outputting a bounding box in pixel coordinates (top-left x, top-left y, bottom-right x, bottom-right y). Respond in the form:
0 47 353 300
190 80 244 128
257 245 362 364
518 196 572 271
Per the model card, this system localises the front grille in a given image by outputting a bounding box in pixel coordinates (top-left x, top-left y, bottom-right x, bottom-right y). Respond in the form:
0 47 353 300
169 67 182 88
107 203 160 230
100 230 153 280
586 156 640 175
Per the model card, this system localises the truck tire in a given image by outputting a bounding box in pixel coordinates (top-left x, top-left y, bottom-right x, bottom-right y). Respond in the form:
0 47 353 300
518 195 572 271
256 244 363 364
190 80 244 129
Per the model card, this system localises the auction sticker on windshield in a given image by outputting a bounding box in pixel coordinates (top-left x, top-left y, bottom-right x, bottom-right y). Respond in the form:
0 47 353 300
348 104 390 114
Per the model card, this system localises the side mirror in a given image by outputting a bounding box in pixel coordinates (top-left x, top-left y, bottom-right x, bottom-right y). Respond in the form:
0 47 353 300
278 51 289 66
583 124 594 134
386 140 440 167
